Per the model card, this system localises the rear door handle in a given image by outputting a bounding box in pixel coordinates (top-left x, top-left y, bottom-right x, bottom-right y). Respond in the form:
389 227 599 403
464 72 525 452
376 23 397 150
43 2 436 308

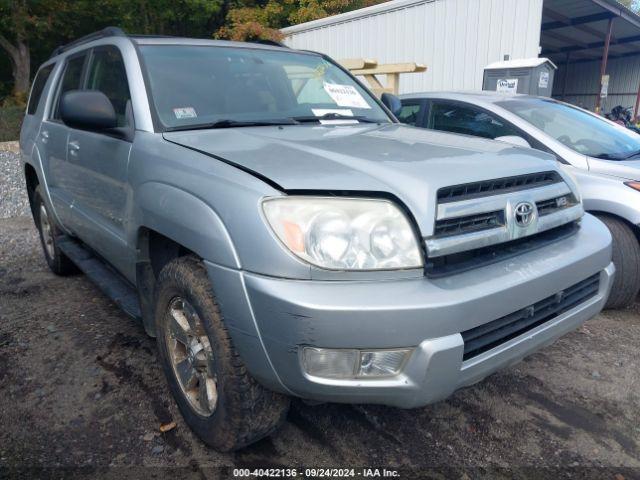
68 141 80 156
40 130 49 144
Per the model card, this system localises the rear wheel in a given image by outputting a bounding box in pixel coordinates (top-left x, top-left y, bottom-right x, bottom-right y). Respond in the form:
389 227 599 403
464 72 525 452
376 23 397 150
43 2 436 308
596 215 640 309
154 256 289 451
33 186 77 276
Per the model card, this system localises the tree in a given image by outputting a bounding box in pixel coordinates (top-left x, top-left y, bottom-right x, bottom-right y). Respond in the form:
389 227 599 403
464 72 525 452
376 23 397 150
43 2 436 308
0 0 80 100
0 0 33 98
0 0 385 98
215 1 287 41
0 0 227 100
216 0 387 42
618 0 640 12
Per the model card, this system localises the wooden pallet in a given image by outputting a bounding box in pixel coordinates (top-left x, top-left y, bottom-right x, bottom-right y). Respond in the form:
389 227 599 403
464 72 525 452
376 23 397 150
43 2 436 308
339 58 427 96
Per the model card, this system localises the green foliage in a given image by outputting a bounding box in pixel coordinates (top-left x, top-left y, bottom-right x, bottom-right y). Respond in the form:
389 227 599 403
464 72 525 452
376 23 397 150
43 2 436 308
618 0 640 12
215 0 387 41
0 0 387 99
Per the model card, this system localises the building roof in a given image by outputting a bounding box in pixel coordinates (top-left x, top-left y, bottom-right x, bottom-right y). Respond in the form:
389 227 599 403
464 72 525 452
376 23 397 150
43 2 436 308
281 0 432 34
485 58 558 70
541 0 640 65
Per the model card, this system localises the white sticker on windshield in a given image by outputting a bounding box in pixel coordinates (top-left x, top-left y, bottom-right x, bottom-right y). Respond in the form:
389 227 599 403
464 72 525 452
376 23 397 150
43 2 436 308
173 107 197 119
323 83 371 109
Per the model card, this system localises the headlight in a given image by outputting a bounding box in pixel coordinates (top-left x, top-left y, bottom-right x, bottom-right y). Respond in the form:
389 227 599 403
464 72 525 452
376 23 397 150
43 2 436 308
625 181 640 192
262 197 423 270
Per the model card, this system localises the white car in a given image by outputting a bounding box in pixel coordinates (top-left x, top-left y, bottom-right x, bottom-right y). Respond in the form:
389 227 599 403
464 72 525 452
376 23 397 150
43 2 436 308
399 92 640 309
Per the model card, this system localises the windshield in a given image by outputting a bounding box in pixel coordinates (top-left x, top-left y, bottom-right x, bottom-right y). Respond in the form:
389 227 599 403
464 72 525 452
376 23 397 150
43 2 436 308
138 45 390 129
497 98 640 160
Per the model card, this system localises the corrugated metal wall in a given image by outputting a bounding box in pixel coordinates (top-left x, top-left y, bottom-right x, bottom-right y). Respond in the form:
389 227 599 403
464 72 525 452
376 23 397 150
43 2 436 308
282 0 544 94
553 55 640 113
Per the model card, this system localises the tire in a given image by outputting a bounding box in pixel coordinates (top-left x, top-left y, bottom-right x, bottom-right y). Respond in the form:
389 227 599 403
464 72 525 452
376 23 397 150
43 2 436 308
154 256 290 451
596 215 640 310
33 185 77 276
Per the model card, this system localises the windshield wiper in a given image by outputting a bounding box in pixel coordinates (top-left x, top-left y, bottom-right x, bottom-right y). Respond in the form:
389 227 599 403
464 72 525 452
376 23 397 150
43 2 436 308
292 113 384 124
166 118 300 132
593 150 640 161
621 149 640 160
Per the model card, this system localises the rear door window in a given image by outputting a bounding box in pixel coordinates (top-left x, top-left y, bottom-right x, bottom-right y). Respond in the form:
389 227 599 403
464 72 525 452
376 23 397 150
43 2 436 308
427 101 520 139
27 64 55 115
52 53 88 120
85 46 132 127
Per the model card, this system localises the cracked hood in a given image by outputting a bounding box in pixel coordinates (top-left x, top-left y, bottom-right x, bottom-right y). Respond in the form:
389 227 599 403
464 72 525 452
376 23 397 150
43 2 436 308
164 123 561 233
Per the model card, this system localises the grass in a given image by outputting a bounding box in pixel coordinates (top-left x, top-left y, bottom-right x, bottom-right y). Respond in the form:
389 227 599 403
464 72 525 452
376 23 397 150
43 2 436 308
0 106 24 142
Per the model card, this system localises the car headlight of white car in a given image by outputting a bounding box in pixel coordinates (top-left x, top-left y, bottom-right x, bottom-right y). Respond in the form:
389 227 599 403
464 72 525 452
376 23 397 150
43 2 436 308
262 197 423 270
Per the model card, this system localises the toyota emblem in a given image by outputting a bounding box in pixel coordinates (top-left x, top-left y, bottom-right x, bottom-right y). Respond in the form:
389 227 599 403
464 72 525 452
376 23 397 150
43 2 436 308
514 202 535 227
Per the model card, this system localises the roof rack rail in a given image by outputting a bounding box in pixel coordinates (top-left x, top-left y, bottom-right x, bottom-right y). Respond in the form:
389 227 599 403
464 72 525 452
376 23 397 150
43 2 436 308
50 27 126 58
249 39 289 48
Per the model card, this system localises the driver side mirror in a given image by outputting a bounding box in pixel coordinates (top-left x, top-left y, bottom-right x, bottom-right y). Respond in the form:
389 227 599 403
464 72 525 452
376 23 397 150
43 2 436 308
495 135 531 149
381 93 402 117
60 90 117 131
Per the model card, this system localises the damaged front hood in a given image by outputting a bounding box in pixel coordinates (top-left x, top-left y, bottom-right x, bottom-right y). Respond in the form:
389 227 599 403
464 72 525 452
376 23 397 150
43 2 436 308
164 123 560 234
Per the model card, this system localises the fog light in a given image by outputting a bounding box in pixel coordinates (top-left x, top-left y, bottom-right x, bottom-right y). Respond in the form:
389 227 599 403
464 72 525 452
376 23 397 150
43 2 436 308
302 347 411 379
302 347 358 378
358 350 410 377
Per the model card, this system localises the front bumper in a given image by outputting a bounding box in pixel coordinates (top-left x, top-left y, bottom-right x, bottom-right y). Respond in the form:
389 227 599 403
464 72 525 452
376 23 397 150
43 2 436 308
205 214 613 408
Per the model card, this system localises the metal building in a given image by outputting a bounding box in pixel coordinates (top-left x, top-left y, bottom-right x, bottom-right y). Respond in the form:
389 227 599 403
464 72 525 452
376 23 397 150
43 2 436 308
282 0 544 94
282 0 640 115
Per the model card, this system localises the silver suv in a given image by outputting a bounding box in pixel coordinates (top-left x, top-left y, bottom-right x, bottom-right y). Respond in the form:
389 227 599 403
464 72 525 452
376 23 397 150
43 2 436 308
20 28 613 451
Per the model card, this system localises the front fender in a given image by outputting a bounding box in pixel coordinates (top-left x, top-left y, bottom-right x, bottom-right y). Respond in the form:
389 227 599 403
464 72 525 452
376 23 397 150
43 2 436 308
579 176 640 225
133 181 240 269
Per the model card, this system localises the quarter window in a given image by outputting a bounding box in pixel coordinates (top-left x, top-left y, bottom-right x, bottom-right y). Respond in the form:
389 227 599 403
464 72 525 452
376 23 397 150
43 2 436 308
27 64 55 115
53 53 87 120
86 46 131 127
428 101 520 139
397 103 423 126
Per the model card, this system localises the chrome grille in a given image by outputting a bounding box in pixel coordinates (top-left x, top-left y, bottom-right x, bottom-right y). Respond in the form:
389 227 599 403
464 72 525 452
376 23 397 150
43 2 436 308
425 173 583 276
425 222 579 278
434 211 504 237
536 194 577 217
437 171 562 204
461 273 600 360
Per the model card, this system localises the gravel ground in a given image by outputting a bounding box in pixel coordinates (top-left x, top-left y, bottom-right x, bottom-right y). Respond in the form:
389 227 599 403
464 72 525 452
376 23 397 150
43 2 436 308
0 150 30 219
0 215 639 479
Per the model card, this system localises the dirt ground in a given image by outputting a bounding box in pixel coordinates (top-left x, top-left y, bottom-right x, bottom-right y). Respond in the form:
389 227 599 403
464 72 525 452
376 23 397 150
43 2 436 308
1 215 639 479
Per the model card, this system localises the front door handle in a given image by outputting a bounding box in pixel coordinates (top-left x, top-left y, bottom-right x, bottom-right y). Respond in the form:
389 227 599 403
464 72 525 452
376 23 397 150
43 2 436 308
68 141 80 156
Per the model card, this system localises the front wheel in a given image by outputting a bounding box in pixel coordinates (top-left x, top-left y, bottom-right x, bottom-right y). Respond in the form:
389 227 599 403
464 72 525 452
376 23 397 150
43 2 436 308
154 256 290 451
596 215 640 309
32 185 77 276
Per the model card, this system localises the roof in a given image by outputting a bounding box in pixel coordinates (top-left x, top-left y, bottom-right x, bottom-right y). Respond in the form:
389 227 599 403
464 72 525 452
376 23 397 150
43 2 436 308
484 58 558 70
541 0 640 65
398 91 543 105
50 27 292 59
130 37 291 51
281 0 432 34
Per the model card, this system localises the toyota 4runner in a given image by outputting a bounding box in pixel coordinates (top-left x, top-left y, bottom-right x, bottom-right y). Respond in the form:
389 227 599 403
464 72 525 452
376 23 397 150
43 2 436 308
20 28 614 451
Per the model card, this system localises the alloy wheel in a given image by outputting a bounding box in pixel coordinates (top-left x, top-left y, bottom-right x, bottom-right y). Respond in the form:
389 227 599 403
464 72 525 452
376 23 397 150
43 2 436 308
165 296 218 416
39 204 55 259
